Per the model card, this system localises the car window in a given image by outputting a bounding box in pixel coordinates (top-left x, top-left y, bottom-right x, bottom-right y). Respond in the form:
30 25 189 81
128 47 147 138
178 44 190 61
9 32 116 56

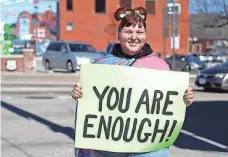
69 44 81 52
47 42 62 51
79 44 96 52
79 45 87 52
60 43 67 52
86 45 96 52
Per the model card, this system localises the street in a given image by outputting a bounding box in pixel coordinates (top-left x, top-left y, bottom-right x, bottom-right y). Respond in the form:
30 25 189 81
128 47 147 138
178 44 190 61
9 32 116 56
1 73 228 157
1 0 228 156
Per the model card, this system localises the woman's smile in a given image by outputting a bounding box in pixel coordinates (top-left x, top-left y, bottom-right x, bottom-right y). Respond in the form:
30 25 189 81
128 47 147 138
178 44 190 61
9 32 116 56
129 42 139 47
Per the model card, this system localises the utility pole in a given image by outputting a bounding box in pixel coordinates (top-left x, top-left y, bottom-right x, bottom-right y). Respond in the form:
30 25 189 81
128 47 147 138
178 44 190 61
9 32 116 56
171 0 176 70
56 0 60 40
162 0 170 59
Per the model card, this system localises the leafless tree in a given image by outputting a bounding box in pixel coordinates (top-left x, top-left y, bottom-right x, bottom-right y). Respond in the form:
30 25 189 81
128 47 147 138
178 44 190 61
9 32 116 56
192 0 228 27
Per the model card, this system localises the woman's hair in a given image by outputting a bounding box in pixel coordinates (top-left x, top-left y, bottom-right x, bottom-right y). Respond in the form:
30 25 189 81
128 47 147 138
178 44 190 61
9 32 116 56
114 6 147 31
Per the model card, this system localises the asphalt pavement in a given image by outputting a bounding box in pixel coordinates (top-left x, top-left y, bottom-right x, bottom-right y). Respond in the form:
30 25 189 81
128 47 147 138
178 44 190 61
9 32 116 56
1 72 228 157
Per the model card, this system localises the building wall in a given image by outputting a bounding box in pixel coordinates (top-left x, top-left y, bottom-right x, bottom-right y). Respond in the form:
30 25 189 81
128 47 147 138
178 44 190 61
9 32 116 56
59 0 189 56
16 11 57 40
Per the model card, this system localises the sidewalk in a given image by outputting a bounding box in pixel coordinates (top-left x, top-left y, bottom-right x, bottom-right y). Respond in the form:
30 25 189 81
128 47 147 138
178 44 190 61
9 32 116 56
1 71 80 82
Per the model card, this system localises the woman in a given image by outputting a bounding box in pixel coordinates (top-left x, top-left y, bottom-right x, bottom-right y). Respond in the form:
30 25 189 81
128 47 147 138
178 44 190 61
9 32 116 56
72 6 194 157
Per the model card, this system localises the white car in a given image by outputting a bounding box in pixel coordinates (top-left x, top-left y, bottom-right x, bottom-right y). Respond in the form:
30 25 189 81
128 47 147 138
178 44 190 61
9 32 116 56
42 41 103 72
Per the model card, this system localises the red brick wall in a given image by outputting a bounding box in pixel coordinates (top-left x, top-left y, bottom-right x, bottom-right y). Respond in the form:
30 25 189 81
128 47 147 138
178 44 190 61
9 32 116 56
59 0 189 56
1 51 35 72
1 56 24 72
23 50 36 72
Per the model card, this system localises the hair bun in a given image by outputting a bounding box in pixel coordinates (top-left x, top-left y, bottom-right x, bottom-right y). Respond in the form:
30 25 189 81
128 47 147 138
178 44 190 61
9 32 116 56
114 6 129 21
134 7 147 21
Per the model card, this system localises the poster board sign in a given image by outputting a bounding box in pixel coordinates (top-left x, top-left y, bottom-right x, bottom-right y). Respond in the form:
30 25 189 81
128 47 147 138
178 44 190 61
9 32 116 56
75 64 189 153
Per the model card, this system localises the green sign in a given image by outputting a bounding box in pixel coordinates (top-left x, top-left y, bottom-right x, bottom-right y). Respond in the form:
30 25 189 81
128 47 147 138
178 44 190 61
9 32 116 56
75 64 189 153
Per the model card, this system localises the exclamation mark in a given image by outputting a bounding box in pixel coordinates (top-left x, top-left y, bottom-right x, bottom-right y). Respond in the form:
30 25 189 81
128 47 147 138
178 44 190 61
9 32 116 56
165 120 177 142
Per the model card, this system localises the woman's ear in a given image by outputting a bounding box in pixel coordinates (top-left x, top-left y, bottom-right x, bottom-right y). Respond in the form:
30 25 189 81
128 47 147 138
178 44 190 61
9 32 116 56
117 32 120 40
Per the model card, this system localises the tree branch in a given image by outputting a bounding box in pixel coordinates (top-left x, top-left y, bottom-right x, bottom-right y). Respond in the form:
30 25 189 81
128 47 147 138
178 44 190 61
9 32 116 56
192 0 228 27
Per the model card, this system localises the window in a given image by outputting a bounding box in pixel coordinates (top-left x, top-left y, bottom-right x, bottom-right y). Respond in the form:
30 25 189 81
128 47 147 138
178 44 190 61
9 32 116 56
60 44 67 52
69 44 81 52
86 45 96 52
95 0 106 13
146 0 156 15
67 0 73 11
66 22 73 31
47 42 62 51
196 45 200 52
120 0 132 9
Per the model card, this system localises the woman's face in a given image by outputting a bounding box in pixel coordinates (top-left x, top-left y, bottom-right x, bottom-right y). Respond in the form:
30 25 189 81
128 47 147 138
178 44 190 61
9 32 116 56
118 23 146 56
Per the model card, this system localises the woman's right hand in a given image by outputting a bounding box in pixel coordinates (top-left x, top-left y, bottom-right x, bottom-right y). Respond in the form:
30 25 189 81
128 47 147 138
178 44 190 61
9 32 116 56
71 82 83 100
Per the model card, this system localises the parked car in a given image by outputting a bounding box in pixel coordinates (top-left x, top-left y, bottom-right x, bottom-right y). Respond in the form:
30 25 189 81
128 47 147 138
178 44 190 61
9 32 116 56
195 62 228 91
185 54 207 70
42 41 103 72
212 52 227 62
102 42 119 55
196 53 209 62
165 55 191 71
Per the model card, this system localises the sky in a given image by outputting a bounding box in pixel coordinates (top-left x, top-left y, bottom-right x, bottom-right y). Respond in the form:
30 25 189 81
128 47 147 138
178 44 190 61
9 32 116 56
1 0 57 24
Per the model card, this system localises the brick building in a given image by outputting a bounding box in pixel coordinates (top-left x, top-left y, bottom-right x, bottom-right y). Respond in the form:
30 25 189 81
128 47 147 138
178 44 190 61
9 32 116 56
16 8 57 41
59 0 189 56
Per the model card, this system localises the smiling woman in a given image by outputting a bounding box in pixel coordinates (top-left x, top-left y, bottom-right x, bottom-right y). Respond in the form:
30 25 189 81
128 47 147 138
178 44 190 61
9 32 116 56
72 5 194 157
114 6 147 56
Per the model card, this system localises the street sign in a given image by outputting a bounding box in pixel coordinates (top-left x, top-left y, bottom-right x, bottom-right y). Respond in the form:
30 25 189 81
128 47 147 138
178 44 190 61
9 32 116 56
166 3 181 14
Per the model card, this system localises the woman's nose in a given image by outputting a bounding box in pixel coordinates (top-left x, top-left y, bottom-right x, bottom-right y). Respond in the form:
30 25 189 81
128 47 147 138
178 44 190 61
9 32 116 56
131 33 137 40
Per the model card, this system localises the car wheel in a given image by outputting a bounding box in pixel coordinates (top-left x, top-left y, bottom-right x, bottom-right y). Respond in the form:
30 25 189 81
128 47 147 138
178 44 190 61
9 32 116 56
66 61 74 72
45 60 51 70
184 64 191 72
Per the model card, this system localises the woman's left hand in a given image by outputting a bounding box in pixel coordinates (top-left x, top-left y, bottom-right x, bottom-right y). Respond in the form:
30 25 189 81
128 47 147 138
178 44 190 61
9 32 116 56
184 87 194 106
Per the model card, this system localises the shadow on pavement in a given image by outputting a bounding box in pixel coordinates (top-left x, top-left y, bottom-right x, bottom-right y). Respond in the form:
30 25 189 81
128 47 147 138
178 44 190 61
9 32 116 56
2 100 228 152
174 100 228 152
1 101 75 140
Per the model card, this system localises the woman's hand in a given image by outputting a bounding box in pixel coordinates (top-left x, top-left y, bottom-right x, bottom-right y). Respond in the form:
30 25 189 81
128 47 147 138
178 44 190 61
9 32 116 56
71 82 83 100
184 87 194 106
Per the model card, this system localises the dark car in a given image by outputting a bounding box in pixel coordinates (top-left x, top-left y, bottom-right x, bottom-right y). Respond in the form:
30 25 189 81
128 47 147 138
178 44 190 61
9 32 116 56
102 42 119 55
185 54 207 71
165 55 191 71
195 62 228 91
